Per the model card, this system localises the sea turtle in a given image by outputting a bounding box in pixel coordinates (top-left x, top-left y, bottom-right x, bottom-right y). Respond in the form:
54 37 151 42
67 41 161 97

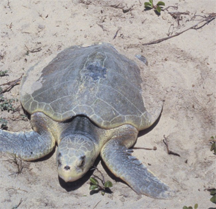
0 43 172 198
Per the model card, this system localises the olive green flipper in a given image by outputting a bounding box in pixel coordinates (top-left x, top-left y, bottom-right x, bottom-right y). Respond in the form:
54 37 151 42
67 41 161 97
101 139 174 199
0 129 55 160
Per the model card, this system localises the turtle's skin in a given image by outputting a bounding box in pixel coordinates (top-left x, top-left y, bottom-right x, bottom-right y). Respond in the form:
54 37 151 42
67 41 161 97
0 43 172 198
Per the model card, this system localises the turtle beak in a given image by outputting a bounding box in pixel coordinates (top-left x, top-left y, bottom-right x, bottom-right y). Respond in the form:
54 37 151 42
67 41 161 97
58 165 83 182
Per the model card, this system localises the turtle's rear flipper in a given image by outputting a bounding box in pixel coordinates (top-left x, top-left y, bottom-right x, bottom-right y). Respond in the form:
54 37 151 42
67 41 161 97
0 130 55 161
101 139 174 199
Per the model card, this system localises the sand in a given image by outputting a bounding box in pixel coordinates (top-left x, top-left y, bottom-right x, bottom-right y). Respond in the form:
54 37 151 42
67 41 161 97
0 0 216 208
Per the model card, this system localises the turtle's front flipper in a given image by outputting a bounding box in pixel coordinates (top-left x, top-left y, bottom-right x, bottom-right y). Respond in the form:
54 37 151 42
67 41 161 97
101 132 174 198
0 112 56 161
0 130 55 160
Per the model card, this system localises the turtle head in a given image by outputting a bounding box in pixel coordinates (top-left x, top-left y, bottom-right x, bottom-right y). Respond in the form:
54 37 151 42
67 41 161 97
57 134 97 182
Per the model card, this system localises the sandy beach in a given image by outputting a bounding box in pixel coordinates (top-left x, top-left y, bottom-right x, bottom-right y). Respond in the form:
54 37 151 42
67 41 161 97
0 0 216 208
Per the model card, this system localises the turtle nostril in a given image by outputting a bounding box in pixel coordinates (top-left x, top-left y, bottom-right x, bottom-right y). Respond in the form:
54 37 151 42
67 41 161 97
64 165 70 170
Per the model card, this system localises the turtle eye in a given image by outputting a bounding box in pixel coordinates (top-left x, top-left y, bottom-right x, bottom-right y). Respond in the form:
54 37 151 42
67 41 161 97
77 155 85 168
57 159 62 167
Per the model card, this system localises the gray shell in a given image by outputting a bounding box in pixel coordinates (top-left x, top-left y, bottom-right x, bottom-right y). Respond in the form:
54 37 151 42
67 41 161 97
20 43 149 130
